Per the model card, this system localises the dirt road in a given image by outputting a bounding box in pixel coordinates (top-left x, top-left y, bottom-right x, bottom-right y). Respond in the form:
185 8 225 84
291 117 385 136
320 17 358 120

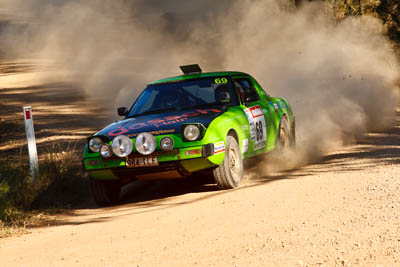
1 70 400 266
0 65 112 155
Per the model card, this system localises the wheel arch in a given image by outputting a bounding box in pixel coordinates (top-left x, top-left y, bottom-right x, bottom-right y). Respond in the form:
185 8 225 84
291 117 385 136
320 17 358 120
280 112 289 122
227 128 239 142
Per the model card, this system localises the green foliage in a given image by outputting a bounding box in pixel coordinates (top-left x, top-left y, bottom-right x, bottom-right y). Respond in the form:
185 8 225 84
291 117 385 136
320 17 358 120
0 161 32 225
0 142 88 227
293 0 400 57
323 0 400 44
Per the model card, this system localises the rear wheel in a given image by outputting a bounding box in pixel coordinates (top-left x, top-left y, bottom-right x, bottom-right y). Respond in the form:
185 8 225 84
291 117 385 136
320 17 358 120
89 179 121 206
276 116 294 152
213 136 243 189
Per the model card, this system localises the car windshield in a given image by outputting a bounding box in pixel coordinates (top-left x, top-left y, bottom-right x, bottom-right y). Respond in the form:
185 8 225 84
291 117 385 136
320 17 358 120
128 77 239 117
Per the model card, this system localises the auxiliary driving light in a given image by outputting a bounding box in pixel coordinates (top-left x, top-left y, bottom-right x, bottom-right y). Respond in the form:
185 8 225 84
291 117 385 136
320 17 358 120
89 137 104 153
160 137 174 151
100 144 112 158
112 135 133 157
135 132 156 155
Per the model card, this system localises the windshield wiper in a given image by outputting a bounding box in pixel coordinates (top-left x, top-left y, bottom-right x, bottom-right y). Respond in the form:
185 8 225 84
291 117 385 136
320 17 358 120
129 107 176 118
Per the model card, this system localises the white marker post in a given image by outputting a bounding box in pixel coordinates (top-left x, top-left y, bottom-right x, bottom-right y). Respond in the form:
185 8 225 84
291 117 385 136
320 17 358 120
23 106 39 181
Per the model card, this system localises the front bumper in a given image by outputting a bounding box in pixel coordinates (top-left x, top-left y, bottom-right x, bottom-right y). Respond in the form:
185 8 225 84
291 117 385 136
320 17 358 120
84 144 217 181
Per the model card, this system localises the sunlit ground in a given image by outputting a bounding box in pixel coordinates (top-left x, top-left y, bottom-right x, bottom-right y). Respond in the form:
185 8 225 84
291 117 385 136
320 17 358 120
0 61 113 156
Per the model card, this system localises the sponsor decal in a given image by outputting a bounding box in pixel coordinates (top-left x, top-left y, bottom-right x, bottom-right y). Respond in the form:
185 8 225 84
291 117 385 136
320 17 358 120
108 127 129 136
86 160 100 166
247 105 264 118
242 139 249 153
268 102 274 109
214 141 225 154
243 105 266 150
108 109 221 136
127 129 175 138
185 149 201 156
273 103 279 113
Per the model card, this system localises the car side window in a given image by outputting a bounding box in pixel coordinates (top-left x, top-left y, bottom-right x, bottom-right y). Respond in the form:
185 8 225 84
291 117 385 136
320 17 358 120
234 78 260 105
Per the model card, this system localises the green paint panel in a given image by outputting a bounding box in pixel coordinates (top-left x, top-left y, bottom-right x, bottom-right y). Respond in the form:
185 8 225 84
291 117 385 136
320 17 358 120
180 158 214 172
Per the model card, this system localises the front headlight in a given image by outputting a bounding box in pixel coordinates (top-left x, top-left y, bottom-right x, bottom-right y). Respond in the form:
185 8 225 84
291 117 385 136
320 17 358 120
112 135 133 157
183 125 201 141
89 137 104 152
135 132 156 155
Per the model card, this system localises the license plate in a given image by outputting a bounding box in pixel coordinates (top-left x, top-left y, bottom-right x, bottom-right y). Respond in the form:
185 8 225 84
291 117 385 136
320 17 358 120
126 156 158 168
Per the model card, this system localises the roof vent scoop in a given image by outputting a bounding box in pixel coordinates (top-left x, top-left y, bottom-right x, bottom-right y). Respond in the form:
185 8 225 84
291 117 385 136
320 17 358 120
179 64 202 74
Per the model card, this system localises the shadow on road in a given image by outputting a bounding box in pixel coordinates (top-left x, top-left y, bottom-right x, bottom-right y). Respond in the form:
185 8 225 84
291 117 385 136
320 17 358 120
0 61 35 76
0 82 113 154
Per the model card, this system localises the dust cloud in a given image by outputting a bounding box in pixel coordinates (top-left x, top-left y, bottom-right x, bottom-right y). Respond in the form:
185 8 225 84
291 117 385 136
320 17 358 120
218 1 400 173
0 0 399 171
0 0 230 107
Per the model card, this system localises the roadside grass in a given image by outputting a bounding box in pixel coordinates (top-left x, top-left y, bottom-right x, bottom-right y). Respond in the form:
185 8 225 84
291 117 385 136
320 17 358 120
0 142 90 238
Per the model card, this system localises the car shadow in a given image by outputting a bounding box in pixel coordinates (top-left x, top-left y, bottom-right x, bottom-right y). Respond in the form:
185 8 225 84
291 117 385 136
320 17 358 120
119 174 219 205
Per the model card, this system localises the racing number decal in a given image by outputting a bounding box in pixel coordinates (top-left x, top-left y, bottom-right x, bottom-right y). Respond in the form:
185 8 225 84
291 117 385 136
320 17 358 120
214 78 228 84
244 105 266 150
255 121 263 142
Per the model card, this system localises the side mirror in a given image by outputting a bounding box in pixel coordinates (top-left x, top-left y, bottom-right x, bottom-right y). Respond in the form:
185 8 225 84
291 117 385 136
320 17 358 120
117 107 128 116
220 92 231 103
216 91 231 103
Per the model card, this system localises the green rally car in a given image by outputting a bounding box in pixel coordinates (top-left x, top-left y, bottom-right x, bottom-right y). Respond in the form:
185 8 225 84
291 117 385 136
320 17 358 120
83 64 295 206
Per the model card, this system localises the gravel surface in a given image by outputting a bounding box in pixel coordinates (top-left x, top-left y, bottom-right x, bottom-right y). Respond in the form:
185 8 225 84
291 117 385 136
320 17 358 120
1 72 399 266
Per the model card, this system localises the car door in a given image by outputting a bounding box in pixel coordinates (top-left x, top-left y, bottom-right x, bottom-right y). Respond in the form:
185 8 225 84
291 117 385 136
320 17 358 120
234 77 274 153
249 77 280 150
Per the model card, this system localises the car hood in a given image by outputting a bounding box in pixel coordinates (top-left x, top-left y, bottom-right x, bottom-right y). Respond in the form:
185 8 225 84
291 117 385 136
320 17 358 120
96 108 224 138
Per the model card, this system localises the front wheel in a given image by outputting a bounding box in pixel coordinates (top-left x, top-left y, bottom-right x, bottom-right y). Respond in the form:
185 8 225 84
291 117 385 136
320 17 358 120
89 179 121 206
213 136 243 189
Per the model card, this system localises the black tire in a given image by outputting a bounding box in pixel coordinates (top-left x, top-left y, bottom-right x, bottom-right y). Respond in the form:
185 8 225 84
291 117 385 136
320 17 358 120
89 179 121 206
276 116 294 152
213 135 243 189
